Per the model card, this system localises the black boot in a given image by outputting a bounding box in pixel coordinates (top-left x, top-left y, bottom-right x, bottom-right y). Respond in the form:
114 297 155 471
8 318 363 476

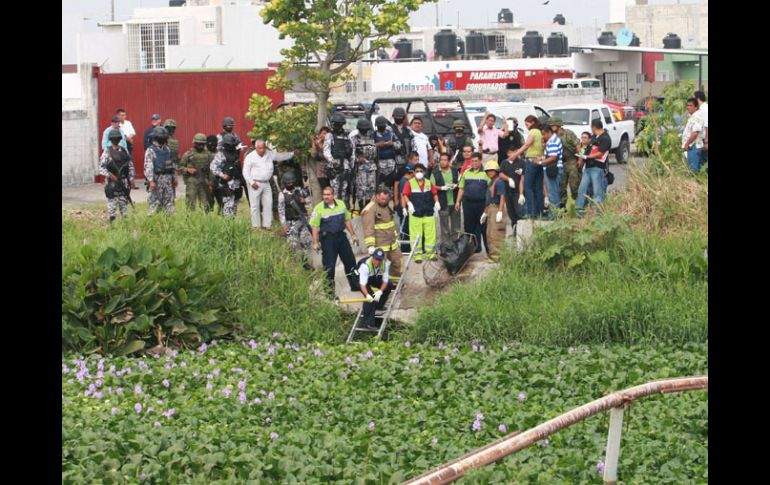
109 216 116 224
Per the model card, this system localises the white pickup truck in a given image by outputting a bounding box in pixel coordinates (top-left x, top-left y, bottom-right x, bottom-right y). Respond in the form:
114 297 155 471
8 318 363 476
548 104 635 163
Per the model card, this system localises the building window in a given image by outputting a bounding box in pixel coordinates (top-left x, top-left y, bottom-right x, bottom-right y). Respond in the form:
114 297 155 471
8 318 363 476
656 70 671 82
202 21 216 33
495 34 506 51
127 21 181 71
345 80 369 93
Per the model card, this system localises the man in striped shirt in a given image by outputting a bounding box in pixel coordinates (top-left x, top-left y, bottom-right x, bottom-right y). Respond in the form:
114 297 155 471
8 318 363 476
539 124 563 215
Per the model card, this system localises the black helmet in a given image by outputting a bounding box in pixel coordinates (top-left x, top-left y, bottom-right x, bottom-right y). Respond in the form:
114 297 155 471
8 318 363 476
330 112 345 125
222 116 235 127
356 118 372 132
107 129 122 141
152 126 168 143
375 116 388 129
281 171 297 186
222 134 238 150
392 107 406 118
206 135 218 147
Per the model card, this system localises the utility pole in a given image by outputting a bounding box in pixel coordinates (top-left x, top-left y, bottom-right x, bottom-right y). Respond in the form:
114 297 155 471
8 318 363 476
111 0 115 21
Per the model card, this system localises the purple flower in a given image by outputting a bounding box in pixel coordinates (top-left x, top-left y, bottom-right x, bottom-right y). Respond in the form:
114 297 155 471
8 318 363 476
282 376 288 381
253 397 262 404
153 421 161 427
268 392 275 400
111 407 119 416
93 392 103 399
270 432 279 440
210 339 218 346
206 374 213 380
198 343 208 353
179 385 185 391
115 387 124 395
222 388 232 398
162 379 170 388
164 364 171 370
146 407 154 414
404 341 411 348
409 357 420 365
208 359 216 365
206 383 213 390
368 421 376 431
134 403 142 413
239 392 247 403
272 332 281 338
267 361 273 367
134 385 143 395
288 363 294 369
344 357 352 364
596 461 605 475
479 345 485 352
180 361 186 368
260 390 267 395
518 392 526 401
172 350 178 358
96 371 104 379
193 372 200 378
476 413 485 421
162 409 176 418
212 369 220 377
296 356 303 362
314 349 323 356
238 380 246 390
472 420 482 431
139 473 145 481
431 437 438 444
539 439 550 448
498 424 507 433
250 340 258 350
268 347 275 356
472 344 478 352
365 350 373 359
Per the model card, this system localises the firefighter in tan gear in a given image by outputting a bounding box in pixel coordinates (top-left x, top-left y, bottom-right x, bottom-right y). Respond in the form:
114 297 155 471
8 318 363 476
361 187 402 277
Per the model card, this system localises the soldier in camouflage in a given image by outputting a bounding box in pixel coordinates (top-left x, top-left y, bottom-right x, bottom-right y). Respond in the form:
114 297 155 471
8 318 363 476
210 134 243 217
323 112 353 208
216 117 242 153
373 116 400 198
163 119 180 164
349 118 378 211
143 126 177 215
99 128 135 222
180 133 214 211
206 135 222 212
278 172 312 261
445 119 475 168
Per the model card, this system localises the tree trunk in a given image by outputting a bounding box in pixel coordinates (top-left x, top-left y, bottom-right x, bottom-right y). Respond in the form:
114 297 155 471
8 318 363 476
305 88 331 205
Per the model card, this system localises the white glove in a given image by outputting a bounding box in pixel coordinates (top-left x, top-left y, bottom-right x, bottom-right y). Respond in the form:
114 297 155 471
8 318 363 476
440 185 449 191
544 198 550 208
236 143 248 151
402 208 408 218
434 201 441 212
518 194 525 206
407 202 415 215
480 212 488 224
515 169 523 175
372 290 383 302
508 178 515 189
364 294 374 302
495 211 503 223
368 246 375 255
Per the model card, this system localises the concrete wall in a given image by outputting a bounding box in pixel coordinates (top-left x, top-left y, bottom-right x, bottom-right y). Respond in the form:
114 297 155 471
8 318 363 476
286 87 603 110
574 51 643 106
626 3 708 48
77 31 128 73
62 64 100 187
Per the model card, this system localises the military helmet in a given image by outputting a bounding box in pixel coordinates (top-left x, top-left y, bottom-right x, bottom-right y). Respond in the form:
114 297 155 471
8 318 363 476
107 129 122 141
483 160 500 172
193 133 207 144
221 134 238 148
330 112 346 125
375 116 388 128
163 119 177 128
281 171 297 186
548 116 564 128
392 107 406 117
452 119 465 129
356 118 372 132
152 126 169 138
222 116 235 127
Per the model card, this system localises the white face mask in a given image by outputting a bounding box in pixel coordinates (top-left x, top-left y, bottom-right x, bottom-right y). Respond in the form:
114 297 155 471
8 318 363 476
415 172 424 180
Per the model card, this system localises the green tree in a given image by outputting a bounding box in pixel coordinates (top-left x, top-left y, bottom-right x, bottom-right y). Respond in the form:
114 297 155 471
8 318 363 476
261 0 435 130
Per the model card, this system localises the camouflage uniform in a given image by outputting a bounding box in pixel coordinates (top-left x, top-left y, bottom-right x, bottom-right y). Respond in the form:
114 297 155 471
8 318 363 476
350 128 378 207
323 130 352 204
278 187 312 252
144 142 176 215
216 131 241 153
99 143 135 219
210 149 242 217
180 134 215 211
553 120 582 203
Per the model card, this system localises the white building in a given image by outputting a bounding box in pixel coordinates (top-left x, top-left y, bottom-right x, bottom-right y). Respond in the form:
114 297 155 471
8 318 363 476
75 0 290 73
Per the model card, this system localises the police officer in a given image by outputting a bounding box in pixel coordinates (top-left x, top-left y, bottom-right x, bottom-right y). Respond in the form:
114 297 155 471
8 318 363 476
401 163 441 263
373 116 400 196
391 107 412 169
309 185 360 292
144 126 177 215
323 112 353 208
445 119 475 166
354 248 392 331
99 128 135 222
350 118 378 211
180 133 214 212
361 187 402 277
210 134 243 217
278 172 312 260
217 117 242 152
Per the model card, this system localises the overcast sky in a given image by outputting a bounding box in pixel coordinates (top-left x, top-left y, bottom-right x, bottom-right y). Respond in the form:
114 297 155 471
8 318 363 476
62 0 705 64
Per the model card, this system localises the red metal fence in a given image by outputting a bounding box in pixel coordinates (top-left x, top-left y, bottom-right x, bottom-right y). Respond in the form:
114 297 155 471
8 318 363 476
97 69 283 179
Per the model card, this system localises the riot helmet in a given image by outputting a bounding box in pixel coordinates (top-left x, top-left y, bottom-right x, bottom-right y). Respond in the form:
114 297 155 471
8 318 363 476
108 129 123 144
330 112 346 133
356 118 372 136
152 126 169 145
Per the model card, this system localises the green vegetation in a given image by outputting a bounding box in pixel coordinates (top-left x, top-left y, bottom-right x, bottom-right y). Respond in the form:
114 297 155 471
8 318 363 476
62 210 347 345
62 339 707 484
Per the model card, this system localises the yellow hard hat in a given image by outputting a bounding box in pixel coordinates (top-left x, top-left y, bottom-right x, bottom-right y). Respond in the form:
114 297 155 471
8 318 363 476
483 160 500 172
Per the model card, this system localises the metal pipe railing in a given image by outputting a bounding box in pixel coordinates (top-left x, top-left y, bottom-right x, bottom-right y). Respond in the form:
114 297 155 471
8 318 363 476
402 376 708 485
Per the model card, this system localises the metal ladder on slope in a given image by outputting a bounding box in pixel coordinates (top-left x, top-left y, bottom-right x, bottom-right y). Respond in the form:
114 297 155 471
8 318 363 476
345 234 421 344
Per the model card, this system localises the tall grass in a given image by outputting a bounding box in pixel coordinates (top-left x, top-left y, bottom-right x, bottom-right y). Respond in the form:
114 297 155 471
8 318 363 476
62 207 348 342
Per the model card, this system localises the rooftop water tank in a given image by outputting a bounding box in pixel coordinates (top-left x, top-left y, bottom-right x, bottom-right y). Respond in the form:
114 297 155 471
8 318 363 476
498 8 513 23
553 14 566 25
546 32 568 57
393 38 413 59
465 31 489 58
434 29 458 58
522 31 544 58
598 31 616 46
663 33 681 49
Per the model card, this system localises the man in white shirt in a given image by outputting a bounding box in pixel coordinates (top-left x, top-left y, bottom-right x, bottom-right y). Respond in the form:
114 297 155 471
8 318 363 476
682 97 705 172
242 140 296 230
117 108 136 156
694 90 708 161
409 117 433 168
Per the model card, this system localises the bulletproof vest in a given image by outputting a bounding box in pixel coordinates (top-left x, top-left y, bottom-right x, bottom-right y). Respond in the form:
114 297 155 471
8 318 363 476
107 146 131 178
331 132 353 160
187 150 212 171
355 133 377 163
447 134 472 152
150 145 174 175
284 189 307 221
408 177 434 217
222 150 240 177
395 125 412 156
374 130 396 160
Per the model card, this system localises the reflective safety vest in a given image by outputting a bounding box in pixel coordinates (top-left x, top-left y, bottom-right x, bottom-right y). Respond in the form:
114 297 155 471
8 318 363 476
408 178 434 217
309 199 349 234
361 200 399 251
460 169 489 202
